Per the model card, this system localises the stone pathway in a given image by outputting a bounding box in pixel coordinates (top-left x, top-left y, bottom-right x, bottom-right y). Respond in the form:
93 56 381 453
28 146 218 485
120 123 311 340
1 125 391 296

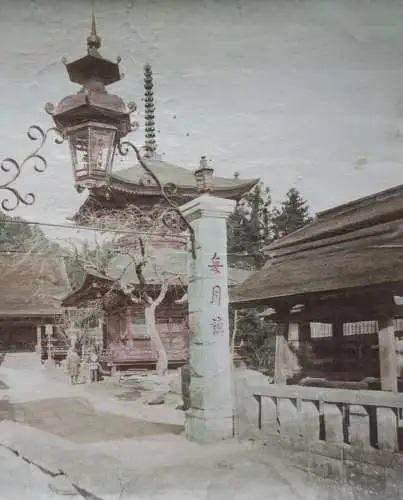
0 353 396 499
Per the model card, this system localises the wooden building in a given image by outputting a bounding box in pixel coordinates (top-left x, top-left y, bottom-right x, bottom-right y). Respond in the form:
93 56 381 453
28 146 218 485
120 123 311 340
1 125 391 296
0 254 70 353
62 248 251 372
231 183 403 455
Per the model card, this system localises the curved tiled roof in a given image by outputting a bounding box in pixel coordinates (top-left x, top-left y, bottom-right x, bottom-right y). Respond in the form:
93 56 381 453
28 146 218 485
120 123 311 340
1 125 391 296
113 157 257 190
108 156 259 200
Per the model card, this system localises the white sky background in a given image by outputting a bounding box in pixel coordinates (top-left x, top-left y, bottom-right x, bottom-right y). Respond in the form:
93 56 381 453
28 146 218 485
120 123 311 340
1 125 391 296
2 0 403 241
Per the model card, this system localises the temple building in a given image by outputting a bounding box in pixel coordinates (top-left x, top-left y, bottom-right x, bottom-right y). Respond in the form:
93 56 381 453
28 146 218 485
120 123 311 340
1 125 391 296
231 183 403 454
231 183 403 390
0 254 70 353
62 34 258 372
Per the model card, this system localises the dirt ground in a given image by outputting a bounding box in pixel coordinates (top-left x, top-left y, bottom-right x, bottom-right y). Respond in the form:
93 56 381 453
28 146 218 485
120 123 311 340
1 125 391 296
12 396 183 443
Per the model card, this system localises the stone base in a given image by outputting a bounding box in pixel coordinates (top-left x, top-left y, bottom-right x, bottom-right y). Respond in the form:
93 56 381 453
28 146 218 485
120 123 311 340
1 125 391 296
185 408 234 443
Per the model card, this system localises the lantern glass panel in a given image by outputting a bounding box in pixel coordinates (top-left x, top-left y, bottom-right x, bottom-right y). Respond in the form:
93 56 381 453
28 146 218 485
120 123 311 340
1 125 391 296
67 123 117 185
68 127 89 183
88 125 116 176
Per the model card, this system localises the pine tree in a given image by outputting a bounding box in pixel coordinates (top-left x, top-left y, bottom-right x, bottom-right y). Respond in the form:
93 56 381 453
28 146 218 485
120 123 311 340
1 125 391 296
227 182 270 269
270 187 313 239
229 186 313 375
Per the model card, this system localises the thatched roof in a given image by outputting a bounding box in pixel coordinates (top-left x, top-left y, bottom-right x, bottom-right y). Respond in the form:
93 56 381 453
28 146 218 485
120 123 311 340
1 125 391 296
0 254 71 316
264 183 403 256
231 183 403 309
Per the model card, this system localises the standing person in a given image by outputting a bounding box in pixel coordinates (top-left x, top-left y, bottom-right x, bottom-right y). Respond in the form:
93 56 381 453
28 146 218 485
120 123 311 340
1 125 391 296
89 347 99 383
66 348 81 385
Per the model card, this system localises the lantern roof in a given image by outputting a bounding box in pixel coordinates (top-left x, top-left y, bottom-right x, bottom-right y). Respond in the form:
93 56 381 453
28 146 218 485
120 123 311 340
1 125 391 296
64 14 122 87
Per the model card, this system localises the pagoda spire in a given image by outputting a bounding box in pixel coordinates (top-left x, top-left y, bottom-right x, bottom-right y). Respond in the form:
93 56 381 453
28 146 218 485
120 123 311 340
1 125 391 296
143 63 157 158
87 13 102 55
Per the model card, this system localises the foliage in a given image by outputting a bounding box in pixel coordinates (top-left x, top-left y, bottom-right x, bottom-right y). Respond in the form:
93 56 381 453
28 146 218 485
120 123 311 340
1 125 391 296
270 187 313 239
0 212 50 252
234 310 278 373
66 205 188 375
228 186 313 374
63 239 115 290
227 182 270 270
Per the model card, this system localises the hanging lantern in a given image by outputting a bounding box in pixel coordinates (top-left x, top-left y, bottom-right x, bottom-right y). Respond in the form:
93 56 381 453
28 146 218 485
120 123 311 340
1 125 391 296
66 122 118 188
46 15 134 192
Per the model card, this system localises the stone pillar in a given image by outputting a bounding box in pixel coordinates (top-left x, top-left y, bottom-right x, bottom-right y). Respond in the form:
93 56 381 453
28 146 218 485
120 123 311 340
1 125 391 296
180 193 235 443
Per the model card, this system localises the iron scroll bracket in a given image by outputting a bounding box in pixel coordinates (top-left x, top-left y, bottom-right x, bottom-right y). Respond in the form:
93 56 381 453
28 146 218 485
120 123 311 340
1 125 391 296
0 125 64 212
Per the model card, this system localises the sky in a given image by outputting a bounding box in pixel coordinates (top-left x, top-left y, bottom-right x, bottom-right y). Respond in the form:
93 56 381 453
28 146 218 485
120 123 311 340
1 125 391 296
2 0 403 239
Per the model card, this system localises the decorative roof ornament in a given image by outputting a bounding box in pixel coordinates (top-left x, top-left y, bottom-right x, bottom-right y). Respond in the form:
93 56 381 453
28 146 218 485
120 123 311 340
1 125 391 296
194 156 214 193
143 63 158 158
87 13 102 56
61 14 122 87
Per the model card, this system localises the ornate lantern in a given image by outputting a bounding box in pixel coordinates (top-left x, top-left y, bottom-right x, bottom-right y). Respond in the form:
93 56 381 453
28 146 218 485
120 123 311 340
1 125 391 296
46 16 135 192
194 156 214 193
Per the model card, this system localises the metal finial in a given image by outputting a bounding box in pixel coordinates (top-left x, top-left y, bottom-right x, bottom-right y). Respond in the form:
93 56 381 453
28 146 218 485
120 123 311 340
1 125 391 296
195 156 214 193
143 63 157 157
87 13 101 54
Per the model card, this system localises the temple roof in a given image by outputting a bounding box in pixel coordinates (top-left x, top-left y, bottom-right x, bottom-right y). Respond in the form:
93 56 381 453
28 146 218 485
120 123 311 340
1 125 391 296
0 254 70 316
231 183 403 309
111 157 258 197
62 250 251 307
73 158 259 219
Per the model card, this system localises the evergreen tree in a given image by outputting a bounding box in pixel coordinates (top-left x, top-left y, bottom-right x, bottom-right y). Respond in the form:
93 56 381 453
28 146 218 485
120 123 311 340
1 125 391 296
227 182 270 269
270 187 313 239
0 212 50 252
228 186 313 375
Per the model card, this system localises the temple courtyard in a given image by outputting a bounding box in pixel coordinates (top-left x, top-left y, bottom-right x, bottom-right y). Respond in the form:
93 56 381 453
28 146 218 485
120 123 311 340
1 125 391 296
0 353 398 499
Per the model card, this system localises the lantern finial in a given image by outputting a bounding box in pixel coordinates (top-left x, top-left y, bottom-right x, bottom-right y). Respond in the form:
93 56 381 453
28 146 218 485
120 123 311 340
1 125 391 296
87 13 101 55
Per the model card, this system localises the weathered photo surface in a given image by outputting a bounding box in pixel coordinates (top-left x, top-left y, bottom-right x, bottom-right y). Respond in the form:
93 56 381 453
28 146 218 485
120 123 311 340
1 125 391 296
0 1 402 498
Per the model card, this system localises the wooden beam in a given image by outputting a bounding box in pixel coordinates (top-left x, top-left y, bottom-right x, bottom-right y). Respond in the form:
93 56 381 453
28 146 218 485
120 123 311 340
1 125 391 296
378 316 398 392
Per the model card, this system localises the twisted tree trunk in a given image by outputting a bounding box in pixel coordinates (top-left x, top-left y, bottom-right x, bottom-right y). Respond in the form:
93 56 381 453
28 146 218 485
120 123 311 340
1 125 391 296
144 282 169 375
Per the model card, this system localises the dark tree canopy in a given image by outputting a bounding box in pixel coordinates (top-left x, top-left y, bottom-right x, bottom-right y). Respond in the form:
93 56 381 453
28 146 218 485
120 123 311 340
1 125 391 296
227 182 270 269
228 185 313 374
0 213 49 251
270 187 313 240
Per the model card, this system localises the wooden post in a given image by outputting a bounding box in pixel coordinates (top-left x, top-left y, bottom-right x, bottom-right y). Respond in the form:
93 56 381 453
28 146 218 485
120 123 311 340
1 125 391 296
35 325 42 355
332 320 344 374
378 316 397 392
274 322 300 384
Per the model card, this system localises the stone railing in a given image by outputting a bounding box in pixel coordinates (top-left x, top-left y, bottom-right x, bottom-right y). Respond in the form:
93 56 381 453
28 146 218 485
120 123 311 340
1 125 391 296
253 384 403 453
